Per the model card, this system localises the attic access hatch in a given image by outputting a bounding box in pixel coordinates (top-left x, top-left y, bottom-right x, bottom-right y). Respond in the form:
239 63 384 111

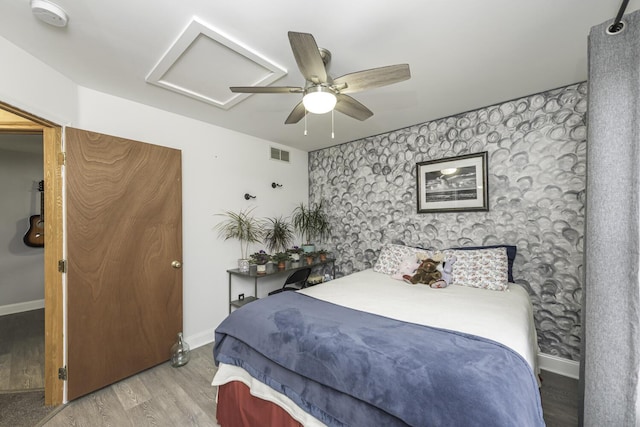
146 18 287 110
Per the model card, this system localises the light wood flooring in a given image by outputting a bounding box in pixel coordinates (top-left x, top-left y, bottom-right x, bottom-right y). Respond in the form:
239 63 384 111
42 343 219 426
540 369 580 427
0 308 45 391
43 345 578 426
1 309 579 426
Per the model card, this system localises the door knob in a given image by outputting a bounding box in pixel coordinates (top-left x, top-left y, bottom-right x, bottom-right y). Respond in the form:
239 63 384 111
171 260 182 269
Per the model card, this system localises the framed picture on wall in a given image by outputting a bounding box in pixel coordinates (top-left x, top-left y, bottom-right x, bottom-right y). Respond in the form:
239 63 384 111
416 151 489 213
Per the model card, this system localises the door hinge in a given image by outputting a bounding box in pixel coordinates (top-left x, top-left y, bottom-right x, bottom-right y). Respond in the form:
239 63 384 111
57 151 66 166
58 259 67 273
58 366 67 381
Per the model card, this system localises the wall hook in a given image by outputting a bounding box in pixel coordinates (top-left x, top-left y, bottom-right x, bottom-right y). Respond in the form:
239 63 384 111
244 193 256 200
271 182 283 188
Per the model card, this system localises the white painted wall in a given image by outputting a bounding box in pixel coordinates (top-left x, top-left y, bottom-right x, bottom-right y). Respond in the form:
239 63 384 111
0 35 75 315
0 36 77 125
0 34 309 349
0 141 45 314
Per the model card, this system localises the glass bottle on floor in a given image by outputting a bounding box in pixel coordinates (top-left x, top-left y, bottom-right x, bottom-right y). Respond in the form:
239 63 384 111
170 332 190 367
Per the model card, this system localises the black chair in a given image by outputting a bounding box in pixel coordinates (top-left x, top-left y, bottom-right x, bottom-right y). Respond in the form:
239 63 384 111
268 268 312 296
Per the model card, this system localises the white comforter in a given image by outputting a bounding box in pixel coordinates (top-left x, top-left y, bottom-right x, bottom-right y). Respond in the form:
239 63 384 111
298 269 539 371
213 269 540 426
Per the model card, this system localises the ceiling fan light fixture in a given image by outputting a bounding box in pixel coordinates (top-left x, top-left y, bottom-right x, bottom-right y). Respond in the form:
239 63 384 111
303 86 337 114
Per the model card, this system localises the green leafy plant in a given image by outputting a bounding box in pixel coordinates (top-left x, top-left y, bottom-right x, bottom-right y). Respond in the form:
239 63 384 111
303 251 317 265
317 249 330 261
213 208 264 259
249 250 270 265
263 216 295 254
291 201 331 245
271 252 291 263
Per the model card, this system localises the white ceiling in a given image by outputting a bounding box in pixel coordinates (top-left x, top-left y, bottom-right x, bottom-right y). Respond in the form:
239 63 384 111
1 0 637 152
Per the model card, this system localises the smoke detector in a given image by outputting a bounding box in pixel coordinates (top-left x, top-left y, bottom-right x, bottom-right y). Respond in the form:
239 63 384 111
31 0 68 27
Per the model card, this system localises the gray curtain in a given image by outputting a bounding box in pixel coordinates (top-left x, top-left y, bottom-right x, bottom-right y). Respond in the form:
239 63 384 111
583 9 640 426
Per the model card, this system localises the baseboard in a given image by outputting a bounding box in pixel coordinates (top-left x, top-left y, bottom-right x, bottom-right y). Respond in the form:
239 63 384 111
538 352 580 379
185 328 215 350
0 299 45 316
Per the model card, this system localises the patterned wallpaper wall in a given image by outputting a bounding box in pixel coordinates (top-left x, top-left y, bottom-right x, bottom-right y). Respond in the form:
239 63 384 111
309 83 587 361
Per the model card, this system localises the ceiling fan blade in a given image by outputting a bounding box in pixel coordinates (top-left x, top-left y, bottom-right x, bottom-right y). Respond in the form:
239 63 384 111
333 64 411 94
230 86 303 94
334 94 373 121
288 31 327 84
284 101 307 124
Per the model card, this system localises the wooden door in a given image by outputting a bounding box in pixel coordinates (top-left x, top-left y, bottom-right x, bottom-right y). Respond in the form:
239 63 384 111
65 128 183 400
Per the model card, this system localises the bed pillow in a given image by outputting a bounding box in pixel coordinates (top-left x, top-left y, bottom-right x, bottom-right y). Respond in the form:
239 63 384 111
442 247 509 291
391 257 422 281
448 245 516 282
373 243 432 275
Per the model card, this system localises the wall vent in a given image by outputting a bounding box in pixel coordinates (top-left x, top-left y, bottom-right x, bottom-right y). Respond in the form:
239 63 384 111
270 147 290 162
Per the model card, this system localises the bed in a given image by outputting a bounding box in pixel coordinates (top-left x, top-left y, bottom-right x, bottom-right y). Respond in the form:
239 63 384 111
212 245 544 426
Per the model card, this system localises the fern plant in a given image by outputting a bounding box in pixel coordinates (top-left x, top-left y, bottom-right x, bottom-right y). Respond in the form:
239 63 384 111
263 216 294 254
214 208 264 259
291 201 331 245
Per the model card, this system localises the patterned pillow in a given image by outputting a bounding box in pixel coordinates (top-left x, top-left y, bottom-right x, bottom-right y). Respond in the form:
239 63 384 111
448 245 517 282
443 247 509 291
373 244 432 275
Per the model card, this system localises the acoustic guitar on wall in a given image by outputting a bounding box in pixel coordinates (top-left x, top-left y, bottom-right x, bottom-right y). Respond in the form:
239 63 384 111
24 180 44 248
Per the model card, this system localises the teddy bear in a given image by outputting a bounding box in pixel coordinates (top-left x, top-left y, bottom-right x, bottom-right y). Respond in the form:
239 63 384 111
391 257 421 281
403 254 444 286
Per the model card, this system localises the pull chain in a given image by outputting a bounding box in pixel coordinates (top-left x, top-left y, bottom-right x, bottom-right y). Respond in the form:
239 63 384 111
304 108 308 136
302 109 336 138
331 109 335 139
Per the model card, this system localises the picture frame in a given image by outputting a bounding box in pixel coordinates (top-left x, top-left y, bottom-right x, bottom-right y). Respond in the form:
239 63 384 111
416 151 489 213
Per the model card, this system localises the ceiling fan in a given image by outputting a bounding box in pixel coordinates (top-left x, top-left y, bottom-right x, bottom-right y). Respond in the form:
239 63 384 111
230 31 411 124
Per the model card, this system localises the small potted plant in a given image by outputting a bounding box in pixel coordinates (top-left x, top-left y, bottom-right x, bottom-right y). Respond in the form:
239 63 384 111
250 250 270 274
214 208 264 272
287 246 303 262
303 251 317 266
317 249 330 262
291 200 331 253
263 216 294 254
271 252 291 270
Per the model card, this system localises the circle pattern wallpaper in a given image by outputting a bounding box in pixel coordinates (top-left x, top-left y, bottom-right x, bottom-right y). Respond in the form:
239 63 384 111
309 83 586 361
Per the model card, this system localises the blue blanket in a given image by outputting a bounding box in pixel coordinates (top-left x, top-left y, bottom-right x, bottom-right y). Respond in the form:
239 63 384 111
214 292 544 426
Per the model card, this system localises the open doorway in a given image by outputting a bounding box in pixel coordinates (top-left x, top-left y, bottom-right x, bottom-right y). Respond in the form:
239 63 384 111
0 103 64 407
0 132 45 393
